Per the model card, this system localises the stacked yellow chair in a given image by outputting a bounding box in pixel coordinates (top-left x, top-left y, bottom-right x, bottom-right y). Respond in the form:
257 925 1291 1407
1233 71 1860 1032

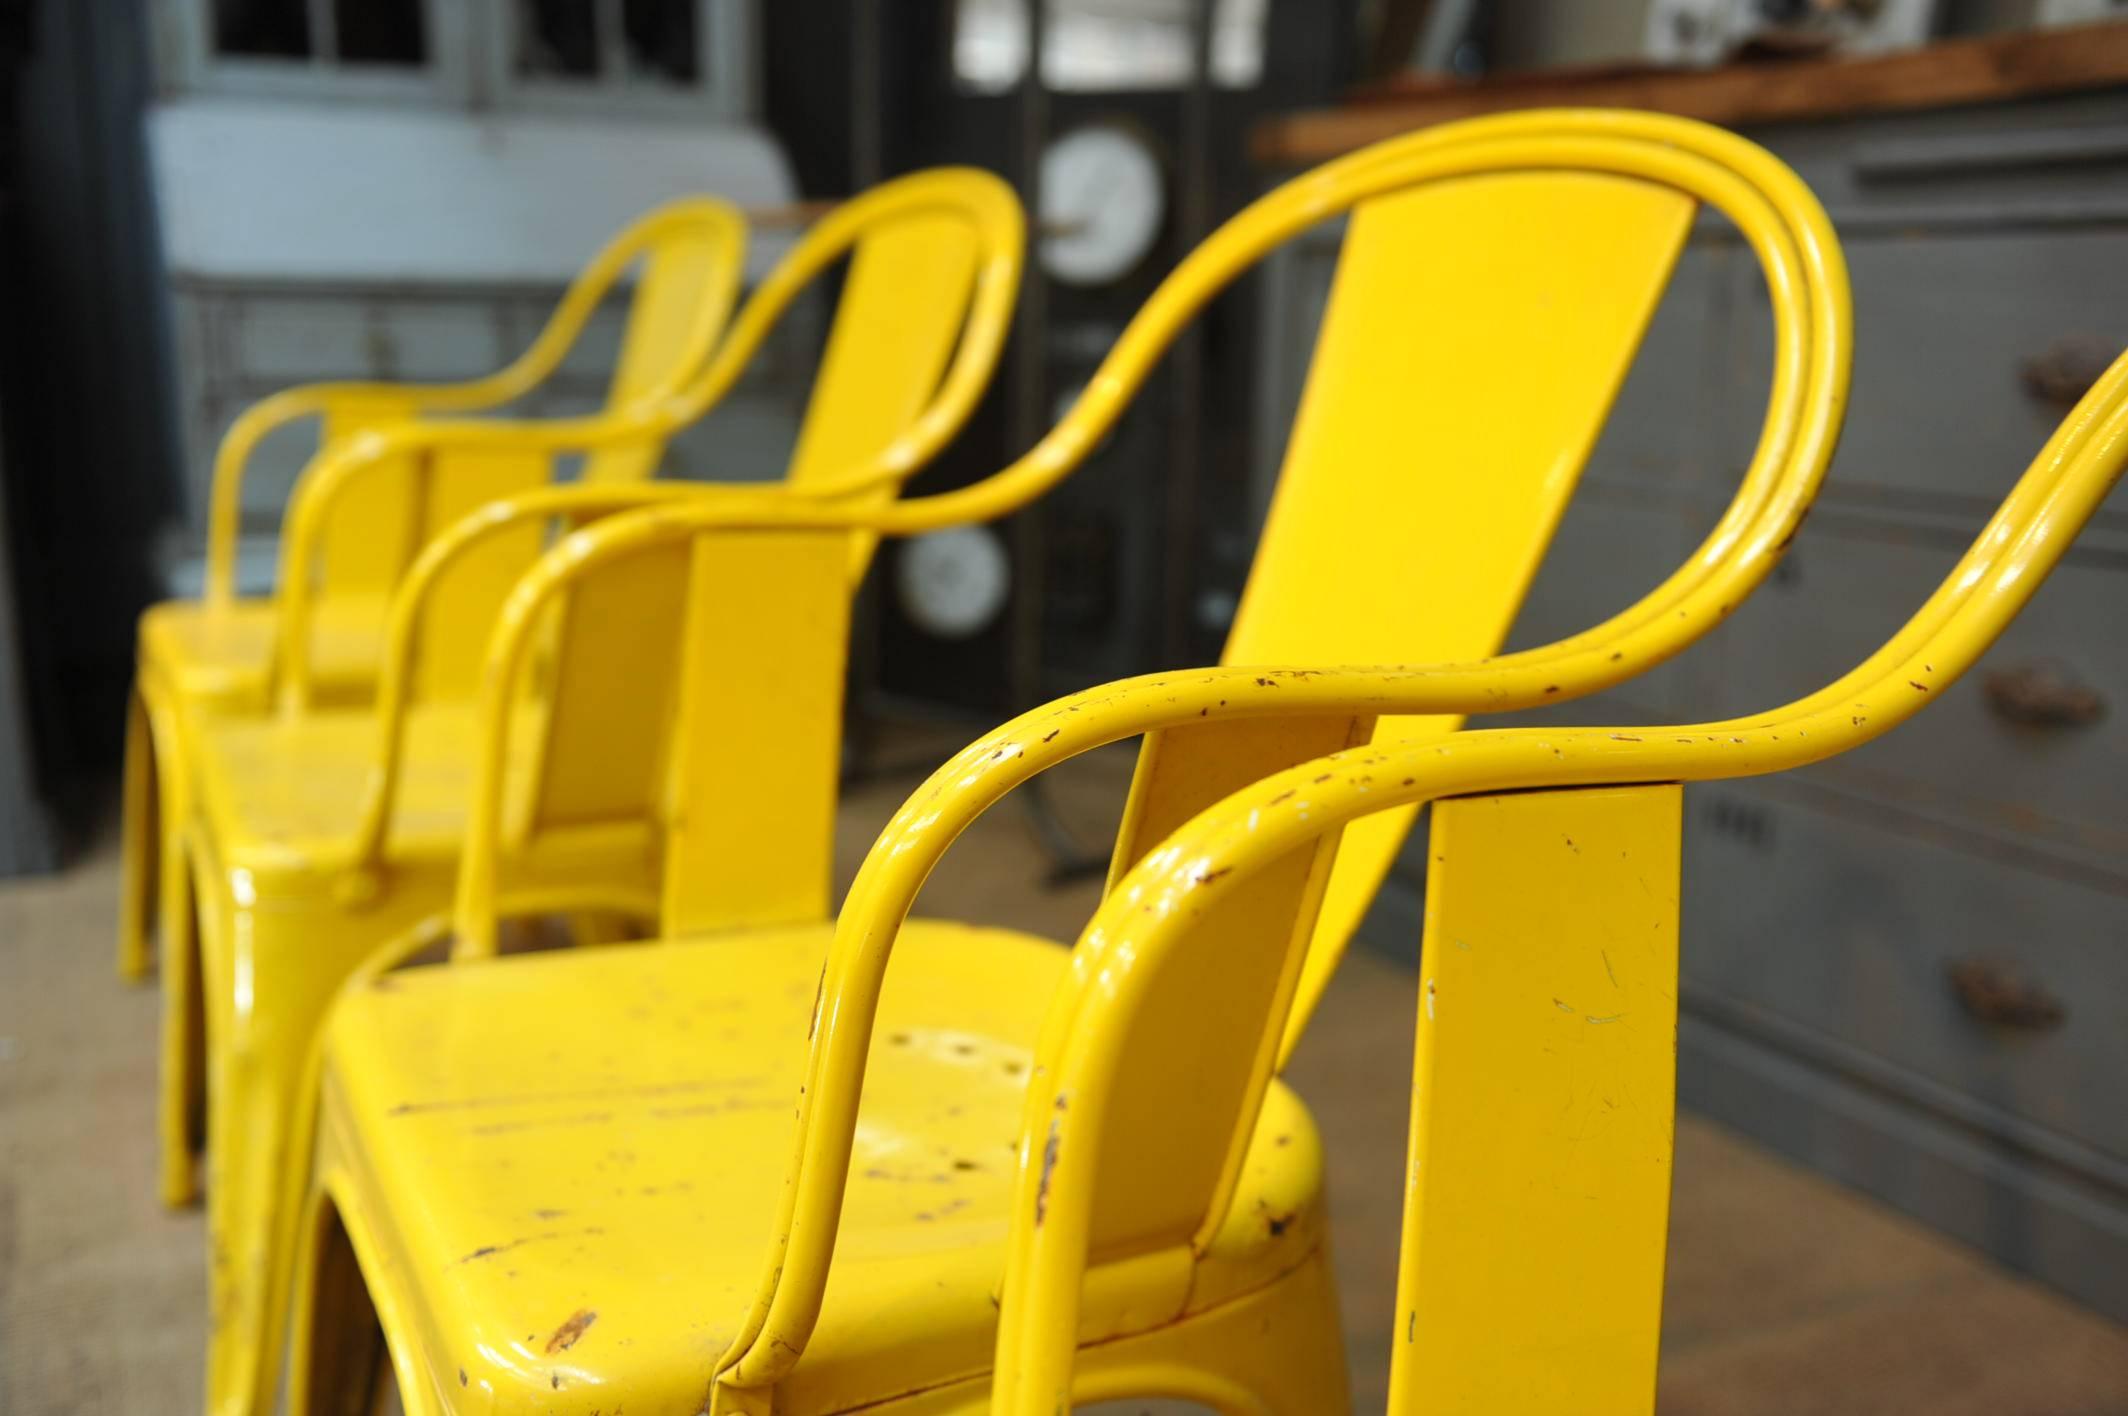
991 351 2128 1415
119 197 750 987
279 111 1850 1414
168 169 1027 1415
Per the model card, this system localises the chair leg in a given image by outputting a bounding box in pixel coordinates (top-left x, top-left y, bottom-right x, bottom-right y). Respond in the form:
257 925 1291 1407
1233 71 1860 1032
157 822 209 1209
117 686 157 981
157 867 204 1208
290 1190 397 1416
157 753 196 994
196 852 460 1416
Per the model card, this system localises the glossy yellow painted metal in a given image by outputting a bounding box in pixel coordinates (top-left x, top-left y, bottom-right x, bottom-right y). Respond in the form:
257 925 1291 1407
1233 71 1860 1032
986 353 2128 1412
1227 170 1692 1061
1394 785 1681 1413
117 197 748 982
281 111 1852 1416
177 170 1026 1416
295 922 1335 1414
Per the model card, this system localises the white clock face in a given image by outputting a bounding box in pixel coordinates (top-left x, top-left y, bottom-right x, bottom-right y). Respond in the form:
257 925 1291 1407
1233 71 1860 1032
896 525 1012 639
1039 124 1166 287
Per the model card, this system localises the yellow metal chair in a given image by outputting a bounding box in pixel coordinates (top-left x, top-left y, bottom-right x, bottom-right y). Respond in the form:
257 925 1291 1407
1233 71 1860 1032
176 168 1026 1416
991 348 2128 1414
282 111 1848 1414
118 196 749 982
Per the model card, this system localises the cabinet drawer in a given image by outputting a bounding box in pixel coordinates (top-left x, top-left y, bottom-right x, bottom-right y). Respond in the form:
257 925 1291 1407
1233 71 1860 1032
1713 526 2128 849
1505 494 1697 719
1683 783 2128 1162
1727 227 2128 506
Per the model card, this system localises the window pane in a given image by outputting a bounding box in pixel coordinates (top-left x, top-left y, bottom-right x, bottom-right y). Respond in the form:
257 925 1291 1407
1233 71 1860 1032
952 0 1265 93
517 0 601 77
214 0 312 59
623 0 699 84
335 0 427 64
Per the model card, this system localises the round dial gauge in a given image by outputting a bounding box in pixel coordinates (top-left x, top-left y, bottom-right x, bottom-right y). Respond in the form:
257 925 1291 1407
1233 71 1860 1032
896 525 1011 639
1039 123 1166 287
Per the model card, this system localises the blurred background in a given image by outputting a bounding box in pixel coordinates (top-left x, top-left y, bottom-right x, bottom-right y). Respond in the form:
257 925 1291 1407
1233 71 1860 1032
2 1 2128 1410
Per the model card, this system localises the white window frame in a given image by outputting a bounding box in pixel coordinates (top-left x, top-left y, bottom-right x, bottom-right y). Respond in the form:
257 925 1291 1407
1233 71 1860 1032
152 0 472 105
154 0 755 121
481 0 755 122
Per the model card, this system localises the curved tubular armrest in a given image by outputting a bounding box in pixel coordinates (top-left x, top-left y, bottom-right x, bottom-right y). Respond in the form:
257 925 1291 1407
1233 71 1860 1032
858 113 1847 565
271 410 674 709
982 353 2128 1412
270 175 1020 704
206 196 745 606
341 481 746 884
714 349 2127 1397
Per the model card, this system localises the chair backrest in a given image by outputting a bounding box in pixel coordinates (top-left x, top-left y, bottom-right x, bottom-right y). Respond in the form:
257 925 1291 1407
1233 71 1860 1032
702 110 1849 1406
464 171 1023 935
993 347 2128 1415
318 198 745 598
1077 108 1843 1305
1217 167 1690 1013
583 207 762 480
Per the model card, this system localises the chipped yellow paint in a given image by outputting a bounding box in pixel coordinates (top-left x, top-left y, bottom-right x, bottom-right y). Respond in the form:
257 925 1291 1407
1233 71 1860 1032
988 349 2128 1412
282 111 1856 1416
170 169 1028 1416
1393 785 1681 1414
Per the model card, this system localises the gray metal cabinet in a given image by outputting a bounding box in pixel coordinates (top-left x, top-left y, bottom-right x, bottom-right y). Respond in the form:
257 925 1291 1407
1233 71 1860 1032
1258 92 2128 1319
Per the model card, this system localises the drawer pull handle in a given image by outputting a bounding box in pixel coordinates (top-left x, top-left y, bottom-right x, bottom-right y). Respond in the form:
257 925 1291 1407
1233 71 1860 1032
2020 336 2117 408
1947 959 2066 1033
1982 661 2105 728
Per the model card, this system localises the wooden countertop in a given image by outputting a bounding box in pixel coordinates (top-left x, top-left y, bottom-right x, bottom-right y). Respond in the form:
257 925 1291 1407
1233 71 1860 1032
1254 21 2128 165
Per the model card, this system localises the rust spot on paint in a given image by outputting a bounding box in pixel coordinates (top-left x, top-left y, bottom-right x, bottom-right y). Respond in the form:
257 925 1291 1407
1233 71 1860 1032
545 1308 597 1353
1035 1120 1062 1226
455 1228 604 1266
